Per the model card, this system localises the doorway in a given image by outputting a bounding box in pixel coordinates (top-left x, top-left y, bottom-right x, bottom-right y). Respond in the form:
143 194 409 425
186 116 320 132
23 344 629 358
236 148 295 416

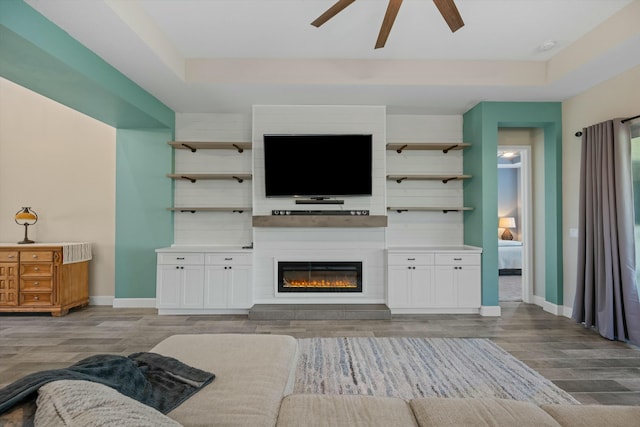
497 145 532 303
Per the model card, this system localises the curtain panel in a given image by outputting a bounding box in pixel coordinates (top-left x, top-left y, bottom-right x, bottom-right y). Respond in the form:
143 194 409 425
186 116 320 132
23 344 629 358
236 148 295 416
573 119 640 345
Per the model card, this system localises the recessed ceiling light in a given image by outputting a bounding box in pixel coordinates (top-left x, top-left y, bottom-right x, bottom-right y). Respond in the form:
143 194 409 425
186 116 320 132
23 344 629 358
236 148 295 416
538 40 557 52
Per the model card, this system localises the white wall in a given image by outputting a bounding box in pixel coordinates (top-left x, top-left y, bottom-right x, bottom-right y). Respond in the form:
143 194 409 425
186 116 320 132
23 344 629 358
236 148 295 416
562 64 640 309
0 78 116 299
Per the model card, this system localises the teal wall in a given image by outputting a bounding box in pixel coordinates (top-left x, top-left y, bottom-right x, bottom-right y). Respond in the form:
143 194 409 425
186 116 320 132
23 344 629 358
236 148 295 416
1 0 175 299
463 102 563 307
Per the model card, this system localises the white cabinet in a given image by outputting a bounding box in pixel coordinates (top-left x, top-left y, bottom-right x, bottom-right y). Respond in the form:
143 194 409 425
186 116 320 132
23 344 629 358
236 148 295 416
387 247 481 313
204 253 252 309
156 253 205 309
156 249 252 314
387 253 435 309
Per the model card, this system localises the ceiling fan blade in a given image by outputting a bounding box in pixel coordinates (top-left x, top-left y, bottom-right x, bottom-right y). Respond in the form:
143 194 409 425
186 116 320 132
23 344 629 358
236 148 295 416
311 0 357 27
432 0 464 32
375 0 403 49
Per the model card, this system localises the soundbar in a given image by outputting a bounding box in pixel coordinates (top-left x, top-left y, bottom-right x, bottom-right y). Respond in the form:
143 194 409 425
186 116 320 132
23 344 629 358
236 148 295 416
295 199 344 205
272 210 369 216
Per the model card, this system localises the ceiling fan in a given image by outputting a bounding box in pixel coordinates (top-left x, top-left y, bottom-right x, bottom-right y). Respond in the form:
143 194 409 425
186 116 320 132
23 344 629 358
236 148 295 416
311 0 464 49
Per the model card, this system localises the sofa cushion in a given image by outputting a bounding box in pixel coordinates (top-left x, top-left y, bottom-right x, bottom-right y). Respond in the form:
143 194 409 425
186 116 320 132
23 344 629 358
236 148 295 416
277 394 418 427
541 403 640 427
33 380 181 427
410 397 561 427
150 334 298 427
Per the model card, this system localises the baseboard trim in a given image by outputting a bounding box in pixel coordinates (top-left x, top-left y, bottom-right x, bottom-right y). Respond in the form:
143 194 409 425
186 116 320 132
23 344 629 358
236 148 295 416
89 296 114 306
112 298 156 308
533 296 573 318
480 305 501 317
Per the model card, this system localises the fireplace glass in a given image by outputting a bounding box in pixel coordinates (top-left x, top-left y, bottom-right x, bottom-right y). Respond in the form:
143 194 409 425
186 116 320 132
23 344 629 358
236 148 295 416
277 261 362 293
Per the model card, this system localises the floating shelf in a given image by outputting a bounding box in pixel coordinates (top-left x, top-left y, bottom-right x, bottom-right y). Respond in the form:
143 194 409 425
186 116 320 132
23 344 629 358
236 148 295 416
168 141 251 153
387 143 470 154
253 215 388 228
387 174 471 184
167 173 252 183
387 207 473 214
168 207 252 213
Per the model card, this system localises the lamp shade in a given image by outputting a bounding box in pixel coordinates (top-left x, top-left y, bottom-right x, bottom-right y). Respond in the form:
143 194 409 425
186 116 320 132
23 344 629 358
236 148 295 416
15 207 38 224
498 217 516 229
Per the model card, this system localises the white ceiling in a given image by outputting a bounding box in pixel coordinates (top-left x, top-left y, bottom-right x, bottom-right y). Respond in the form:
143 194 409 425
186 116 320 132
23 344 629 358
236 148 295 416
25 0 640 115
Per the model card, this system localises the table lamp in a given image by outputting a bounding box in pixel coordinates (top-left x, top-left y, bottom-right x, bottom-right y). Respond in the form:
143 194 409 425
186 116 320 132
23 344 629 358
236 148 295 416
498 217 515 240
15 207 38 244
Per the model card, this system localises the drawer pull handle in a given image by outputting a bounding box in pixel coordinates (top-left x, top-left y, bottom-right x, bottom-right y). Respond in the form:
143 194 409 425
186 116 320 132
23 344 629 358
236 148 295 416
176 257 185 260
407 258 415 261
8 255 15 258
224 257 233 261
453 258 462 261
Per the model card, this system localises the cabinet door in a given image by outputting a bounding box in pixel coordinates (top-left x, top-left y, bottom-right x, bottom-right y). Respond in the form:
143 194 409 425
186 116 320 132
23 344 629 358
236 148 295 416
204 266 228 308
411 265 434 308
228 265 252 308
0 262 19 306
181 265 204 309
457 265 481 308
156 265 183 309
434 266 457 308
387 265 412 308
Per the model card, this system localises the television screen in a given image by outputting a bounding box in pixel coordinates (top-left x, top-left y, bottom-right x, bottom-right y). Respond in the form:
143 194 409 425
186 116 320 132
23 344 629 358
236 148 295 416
263 134 373 198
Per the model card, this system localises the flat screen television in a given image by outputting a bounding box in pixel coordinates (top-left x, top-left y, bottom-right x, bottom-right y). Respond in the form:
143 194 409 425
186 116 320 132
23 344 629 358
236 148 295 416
263 134 373 198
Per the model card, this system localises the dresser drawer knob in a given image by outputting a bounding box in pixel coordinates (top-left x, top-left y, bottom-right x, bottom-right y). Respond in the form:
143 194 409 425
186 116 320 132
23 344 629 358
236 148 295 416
34 296 39 301
32 255 38 258
8 255 15 259
34 282 39 286
34 267 39 271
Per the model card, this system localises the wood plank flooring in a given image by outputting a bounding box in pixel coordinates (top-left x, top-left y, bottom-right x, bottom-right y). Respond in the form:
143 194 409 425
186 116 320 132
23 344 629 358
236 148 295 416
1 302 639 405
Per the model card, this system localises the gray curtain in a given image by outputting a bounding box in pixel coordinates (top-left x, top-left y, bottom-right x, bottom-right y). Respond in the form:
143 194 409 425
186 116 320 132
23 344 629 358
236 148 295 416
573 119 640 345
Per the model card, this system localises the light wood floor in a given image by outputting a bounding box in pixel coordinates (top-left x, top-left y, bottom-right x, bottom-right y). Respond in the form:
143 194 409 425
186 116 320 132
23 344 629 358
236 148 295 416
1 302 639 406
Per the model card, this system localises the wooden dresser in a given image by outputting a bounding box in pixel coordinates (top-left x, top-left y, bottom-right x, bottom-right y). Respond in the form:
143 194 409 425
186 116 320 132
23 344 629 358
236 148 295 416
0 243 91 316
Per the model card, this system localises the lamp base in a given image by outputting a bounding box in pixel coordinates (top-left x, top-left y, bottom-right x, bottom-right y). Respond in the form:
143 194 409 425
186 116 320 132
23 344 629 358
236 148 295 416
18 239 35 244
501 229 514 240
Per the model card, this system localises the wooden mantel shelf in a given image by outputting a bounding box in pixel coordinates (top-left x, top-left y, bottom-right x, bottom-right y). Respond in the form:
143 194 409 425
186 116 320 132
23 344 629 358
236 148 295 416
252 215 388 228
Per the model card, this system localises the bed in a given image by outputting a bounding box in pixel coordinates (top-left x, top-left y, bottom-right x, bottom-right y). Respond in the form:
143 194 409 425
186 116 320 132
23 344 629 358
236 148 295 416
498 240 522 275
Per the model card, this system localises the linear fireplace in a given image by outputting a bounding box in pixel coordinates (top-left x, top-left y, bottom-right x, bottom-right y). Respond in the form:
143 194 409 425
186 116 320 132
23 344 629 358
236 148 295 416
277 261 363 293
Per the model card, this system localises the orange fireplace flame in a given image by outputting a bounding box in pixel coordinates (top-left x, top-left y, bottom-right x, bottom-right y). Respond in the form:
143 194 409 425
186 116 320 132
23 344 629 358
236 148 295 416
283 279 357 288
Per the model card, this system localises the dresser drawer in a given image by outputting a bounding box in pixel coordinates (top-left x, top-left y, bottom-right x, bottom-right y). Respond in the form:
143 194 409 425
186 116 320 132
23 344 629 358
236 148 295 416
20 292 52 305
21 251 54 262
435 253 480 266
20 263 54 277
21 278 53 291
387 253 434 266
157 253 204 265
0 252 18 262
206 253 252 266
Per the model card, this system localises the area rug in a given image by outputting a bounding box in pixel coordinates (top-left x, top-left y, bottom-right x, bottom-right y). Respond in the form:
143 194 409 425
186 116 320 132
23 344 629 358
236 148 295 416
294 337 579 405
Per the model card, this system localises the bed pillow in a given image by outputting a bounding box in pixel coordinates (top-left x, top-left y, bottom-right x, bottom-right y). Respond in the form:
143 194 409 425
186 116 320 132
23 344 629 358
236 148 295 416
34 380 182 427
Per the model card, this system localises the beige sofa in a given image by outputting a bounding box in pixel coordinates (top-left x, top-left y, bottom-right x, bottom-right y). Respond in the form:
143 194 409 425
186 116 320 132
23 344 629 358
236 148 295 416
30 334 640 426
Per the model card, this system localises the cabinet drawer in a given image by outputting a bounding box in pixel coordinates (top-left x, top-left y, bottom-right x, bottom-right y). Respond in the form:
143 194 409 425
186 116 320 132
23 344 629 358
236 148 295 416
20 292 52 305
20 263 54 277
21 251 54 262
0 252 18 262
206 253 252 266
157 253 204 265
21 278 53 291
435 253 480 266
387 253 434 266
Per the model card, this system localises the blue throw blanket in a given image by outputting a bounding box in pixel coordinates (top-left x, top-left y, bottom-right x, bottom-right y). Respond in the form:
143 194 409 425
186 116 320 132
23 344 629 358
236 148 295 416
0 352 215 415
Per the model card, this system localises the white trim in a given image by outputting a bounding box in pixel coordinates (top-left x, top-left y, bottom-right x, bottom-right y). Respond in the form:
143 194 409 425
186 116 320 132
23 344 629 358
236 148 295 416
158 308 249 315
562 305 574 318
112 298 157 308
89 296 113 306
480 305 501 317
533 295 561 315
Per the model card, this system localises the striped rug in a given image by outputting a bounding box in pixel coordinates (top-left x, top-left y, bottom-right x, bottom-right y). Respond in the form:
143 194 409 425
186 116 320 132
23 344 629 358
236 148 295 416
294 337 579 405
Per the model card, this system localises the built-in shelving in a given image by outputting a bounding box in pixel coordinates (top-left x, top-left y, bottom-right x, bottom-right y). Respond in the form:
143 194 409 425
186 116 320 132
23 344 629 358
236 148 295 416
386 142 470 154
168 141 251 153
387 174 471 184
387 207 473 213
168 207 251 213
167 173 252 183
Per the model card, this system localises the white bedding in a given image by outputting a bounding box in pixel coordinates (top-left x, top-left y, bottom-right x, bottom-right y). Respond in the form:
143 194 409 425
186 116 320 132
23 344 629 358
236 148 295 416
498 240 523 269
